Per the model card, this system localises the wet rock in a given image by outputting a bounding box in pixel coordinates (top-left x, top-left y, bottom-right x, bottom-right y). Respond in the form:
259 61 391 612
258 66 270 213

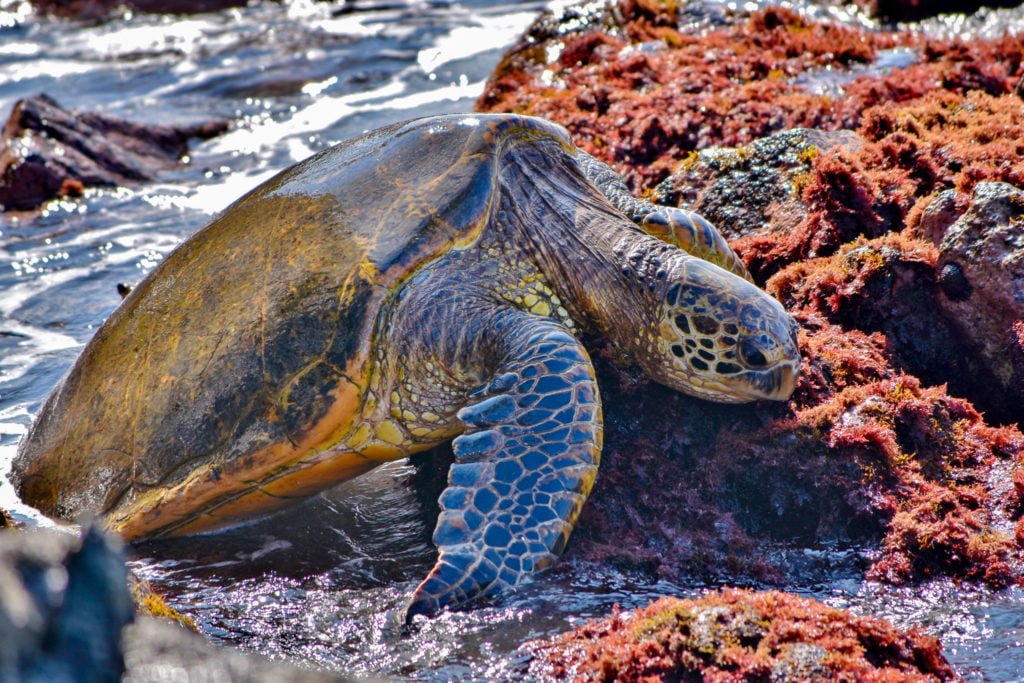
0 524 353 682
123 617 350 682
528 589 955 681
579 321 1024 589
654 128 865 241
32 0 252 21
931 182 1024 416
0 508 13 529
0 93 228 212
0 525 133 682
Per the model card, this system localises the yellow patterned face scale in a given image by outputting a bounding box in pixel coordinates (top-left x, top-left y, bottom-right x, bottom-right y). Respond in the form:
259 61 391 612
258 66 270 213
12 113 799 622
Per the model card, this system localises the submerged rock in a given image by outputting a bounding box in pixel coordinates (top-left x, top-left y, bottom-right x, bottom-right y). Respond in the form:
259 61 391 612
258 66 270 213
123 617 349 683
528 589 955 682
0 93 227 212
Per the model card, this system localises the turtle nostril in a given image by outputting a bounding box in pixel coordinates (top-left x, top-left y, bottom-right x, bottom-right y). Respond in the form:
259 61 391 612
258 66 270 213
739 337 770 369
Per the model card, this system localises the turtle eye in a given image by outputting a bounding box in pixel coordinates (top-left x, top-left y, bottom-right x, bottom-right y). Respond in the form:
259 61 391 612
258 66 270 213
738 336 772 369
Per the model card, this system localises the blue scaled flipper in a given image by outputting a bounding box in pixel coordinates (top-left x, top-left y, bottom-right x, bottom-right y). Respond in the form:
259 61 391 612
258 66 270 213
404 320 602 622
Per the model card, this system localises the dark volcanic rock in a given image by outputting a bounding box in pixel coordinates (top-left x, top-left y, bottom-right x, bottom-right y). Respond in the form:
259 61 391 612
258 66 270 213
655 128 865 241
0 525 133 682
931 182 1024 416
0 525 353 682
0 94 227 212
529 590 956 682
32 0 251 20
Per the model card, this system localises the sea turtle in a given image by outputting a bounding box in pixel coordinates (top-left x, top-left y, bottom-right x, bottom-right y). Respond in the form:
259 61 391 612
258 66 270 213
12 114 800 621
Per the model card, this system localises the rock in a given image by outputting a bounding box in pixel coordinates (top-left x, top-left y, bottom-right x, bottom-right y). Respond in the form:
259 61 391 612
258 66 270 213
0 508 13 530
932 182 1024 416
123 617 351 682
654 128 865 241
0 525 354 682
32 0 251 21
528 589 956 681
0 525 133 682
0 94 228 212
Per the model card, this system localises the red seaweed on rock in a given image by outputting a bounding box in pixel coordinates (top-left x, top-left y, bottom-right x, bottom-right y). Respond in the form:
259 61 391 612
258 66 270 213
478 4 1024 194
478 0 1024 590
528 590 956 682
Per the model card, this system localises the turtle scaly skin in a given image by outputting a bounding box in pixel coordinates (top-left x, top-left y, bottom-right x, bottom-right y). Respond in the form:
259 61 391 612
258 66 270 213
12 114 800 621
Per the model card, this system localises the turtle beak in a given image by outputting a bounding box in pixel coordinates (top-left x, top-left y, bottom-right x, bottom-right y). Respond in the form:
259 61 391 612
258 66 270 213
753 359 799 401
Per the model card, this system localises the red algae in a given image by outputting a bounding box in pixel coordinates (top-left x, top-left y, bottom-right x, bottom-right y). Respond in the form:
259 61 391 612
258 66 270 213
529 589 955 682
478 4 1024 198
478 0 1024 591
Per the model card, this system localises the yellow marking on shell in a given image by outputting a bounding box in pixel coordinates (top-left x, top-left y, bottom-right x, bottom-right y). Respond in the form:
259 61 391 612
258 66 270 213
422 411 440 423
522 293 539 308
390 407 402 419
402 410 417 422
375 419 406 445
411 426 432 437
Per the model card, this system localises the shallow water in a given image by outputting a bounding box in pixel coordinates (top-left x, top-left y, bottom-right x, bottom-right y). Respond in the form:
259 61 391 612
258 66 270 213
1 0 1024 680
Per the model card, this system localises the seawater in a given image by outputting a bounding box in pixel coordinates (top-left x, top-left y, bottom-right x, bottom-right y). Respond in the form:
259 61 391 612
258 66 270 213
1 0 1023 680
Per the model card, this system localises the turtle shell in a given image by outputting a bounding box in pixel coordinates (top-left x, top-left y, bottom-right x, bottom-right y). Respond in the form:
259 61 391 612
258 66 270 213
13 114 573 537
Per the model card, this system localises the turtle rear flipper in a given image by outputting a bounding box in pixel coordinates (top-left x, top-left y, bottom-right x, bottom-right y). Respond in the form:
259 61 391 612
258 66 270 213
405 319 601 622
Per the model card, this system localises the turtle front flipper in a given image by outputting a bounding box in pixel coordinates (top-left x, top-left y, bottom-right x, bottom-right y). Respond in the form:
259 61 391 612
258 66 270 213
405 320 601 622
639 208 752 282
575 150 752 281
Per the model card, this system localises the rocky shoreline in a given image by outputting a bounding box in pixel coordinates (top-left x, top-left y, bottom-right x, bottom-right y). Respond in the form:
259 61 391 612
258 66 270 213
0 94 226 212
3 0 1024 680
472 0 1024 677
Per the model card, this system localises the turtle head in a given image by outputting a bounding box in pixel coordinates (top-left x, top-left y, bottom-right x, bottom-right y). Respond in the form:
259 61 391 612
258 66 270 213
643 256 801 403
